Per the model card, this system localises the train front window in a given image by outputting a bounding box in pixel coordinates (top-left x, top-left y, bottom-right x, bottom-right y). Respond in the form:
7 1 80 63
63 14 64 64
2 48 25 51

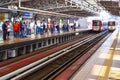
93 20 100 26
109 22 115 26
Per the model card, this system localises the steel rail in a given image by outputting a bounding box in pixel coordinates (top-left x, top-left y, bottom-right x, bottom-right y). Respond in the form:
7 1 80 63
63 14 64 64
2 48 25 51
4 31 107 80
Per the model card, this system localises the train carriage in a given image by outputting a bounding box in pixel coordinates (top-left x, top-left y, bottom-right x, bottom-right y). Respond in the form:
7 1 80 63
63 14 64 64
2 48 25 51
108 21 116 31
92 20 102 31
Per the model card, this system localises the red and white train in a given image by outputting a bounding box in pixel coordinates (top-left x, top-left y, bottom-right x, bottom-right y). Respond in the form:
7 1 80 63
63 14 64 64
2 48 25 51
108 21 116 31
92 20 116 31
92 20 102 31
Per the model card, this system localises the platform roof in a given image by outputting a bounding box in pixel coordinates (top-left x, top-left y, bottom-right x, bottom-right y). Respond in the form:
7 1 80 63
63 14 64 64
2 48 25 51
97 0 120 16
0 0 119 17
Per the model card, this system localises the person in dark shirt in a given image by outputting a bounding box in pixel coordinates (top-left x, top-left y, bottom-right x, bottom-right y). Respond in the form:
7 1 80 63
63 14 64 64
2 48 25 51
2 21 9 40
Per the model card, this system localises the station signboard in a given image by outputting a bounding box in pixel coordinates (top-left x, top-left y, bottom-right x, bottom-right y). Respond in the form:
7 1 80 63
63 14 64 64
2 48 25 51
23 12 33 18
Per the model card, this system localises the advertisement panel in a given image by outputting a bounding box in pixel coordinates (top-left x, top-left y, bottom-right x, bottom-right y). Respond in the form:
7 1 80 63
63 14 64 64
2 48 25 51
0 13 5 21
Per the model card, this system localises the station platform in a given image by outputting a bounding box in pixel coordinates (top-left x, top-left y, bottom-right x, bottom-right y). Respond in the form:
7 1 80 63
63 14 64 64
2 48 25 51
71 29 120 80
0 29 90 61
0 29 88 46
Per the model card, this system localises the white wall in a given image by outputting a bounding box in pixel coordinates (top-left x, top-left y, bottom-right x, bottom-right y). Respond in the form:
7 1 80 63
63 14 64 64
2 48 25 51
78 17 87 29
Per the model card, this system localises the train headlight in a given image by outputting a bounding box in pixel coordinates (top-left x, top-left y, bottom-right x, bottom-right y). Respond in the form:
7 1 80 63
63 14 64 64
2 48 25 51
113 27 115 29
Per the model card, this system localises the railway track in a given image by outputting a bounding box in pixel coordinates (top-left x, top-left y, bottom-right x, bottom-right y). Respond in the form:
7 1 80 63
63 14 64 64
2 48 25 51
0 32 97 78
0 31 93 67
43 31 110 80
1 31 110 80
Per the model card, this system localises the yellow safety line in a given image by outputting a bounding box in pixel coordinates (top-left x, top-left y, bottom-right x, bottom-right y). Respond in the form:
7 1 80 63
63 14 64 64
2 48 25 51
98 31 119 80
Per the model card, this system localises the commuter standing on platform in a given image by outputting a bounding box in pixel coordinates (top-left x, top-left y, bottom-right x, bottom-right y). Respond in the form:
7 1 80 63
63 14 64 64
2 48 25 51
13 21 20 38
2 21 9 40
40 22 43 35
66 23 69 32
26 21 31 35
73 22 76 31
30 21 36 38
43 22 48 34
62 23 67 32
51 21 55 34
21 22 27 38
56 23 60 33
36 20 42 35
7 22 12 39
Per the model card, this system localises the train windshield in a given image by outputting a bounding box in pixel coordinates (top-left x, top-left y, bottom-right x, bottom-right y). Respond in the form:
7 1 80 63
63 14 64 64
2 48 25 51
93 20 100 26
109 22 115 26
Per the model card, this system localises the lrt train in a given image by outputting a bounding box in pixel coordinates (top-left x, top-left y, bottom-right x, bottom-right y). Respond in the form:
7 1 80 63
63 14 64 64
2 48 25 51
108 21 116 31
92 20 102 31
